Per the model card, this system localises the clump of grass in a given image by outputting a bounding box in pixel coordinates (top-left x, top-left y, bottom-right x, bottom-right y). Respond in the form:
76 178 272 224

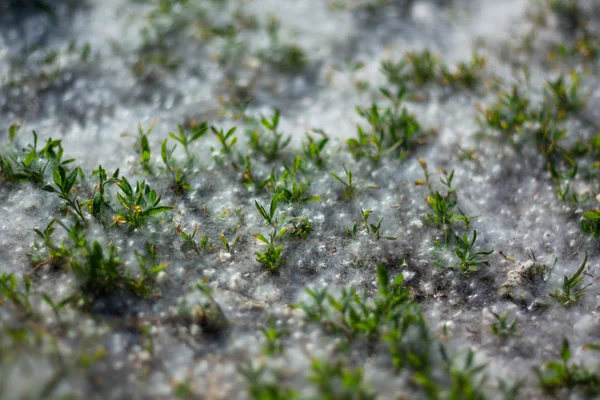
0 274 34 317
42 165 86 222
347 209 398 241
254 194 288 273
382 51 487 90
258 16 307 74
581 210 600 236
290 216 312 240
247 109 291 161
309 358 376 400
549 252 594 306
86 165 119 223
240 363 298 400
489 310 519 338
124 120 156 173
0 130 74 185
544 72 585 118
331 166 378 199
112 177 172 228
441 53 487 89
381 50 439 88
261 317 287 356
418 159 477 241
536 338 600 396
454 230 494 274
479 84 532 147
348 88 425 162
296 265 429 367
168 122 208 162
302 129 329 168
71 241 137 300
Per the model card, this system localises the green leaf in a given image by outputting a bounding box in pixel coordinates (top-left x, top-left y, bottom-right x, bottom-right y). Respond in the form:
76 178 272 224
146 206 172 216
583 211 600 220
560 338 571 362
269 194 279 219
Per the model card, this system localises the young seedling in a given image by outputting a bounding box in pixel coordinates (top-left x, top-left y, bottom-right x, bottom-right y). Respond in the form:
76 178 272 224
42 165 86 222
261 317 288 356
349 94 424 163
549 252 593 306
211 126 238 161
133 241 168 297
346 221 358 240
258 16 307 74
480 85 532 146
178 224 200 253
254 229 286 273
291 217 312 240
544 72 584 118
84 165 119 223
0 274 34 316
240 363 298 400
248 109 291 161
255 194 280 227
71 241 132 300
359 209 398 241
581 210 600 237
489 310 519 338
254 194 288 272
331 167 379 199
441 53 487 89
536 338 600 395
1 131 74 185
454 230 494 274
130 120 156 173
418 161 476 236
220 233 240 253
309 358 376 400
302 129 329 168
169 122 208 161
113 177 172 228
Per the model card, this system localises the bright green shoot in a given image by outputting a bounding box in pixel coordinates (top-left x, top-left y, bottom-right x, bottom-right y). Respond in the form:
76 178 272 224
536 338 600 395
330 166 378 199
255 194 281 227
489 310 519 338
211 126 238 156
360 209 398 241
220 233 240 253
261 317 288 356
254 229 286 273
169 122 208 160
549 252 592 306
254 194 287 272
42 165 86 222
303 128 329 168
454 230 494 274
113 177 172 228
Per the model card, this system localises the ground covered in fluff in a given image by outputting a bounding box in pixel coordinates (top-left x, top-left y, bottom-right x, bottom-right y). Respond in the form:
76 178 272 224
1 0 600 399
